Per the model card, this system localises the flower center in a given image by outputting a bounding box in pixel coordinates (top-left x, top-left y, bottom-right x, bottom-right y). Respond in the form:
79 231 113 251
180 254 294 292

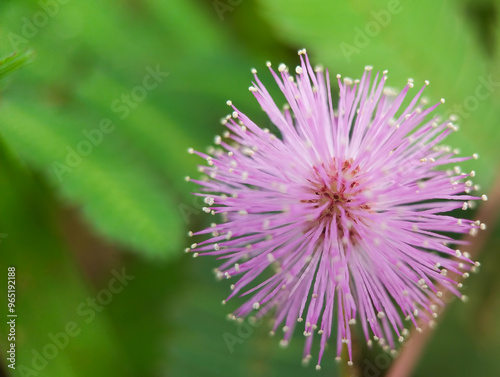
303 159 371 242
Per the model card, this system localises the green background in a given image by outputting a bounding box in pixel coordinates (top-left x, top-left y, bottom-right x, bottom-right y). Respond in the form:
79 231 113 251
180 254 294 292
0 0 499 376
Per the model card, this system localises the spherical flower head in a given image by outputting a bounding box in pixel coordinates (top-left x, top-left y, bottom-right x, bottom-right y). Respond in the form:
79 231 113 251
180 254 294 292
187 50 484 367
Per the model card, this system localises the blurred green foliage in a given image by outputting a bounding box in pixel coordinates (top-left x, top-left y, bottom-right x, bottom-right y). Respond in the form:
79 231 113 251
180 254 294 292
0 50 33 80
0 0 499 376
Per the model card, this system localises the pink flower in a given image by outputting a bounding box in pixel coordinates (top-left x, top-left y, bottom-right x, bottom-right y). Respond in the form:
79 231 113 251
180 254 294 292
187 50 485 368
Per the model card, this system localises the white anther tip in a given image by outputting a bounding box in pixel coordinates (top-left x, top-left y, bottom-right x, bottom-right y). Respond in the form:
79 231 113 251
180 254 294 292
343 77 353 86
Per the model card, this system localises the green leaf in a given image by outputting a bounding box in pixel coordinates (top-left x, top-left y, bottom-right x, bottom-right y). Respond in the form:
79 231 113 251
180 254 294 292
0 100 183 258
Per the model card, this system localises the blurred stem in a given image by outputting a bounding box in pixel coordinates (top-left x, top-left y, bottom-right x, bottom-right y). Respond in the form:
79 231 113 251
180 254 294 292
386 170 500 377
